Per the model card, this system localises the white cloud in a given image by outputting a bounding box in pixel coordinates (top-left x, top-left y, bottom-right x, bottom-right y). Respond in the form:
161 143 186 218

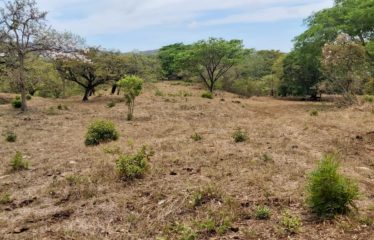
36 0 333 36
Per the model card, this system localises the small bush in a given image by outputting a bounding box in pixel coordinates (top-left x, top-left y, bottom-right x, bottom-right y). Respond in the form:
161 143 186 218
196 217 232 236
10 151 29 171
11 97 22 109
191 133 202 142
363 95 374 103
190 186 222 207
201 92 213 99
255 206 271 220
5 131 17 142
107 101 116 108
0 193 12 204
26 94 32 100
232 129 248 143
46 106 58 115
116 146 152 180
85 120 119 146
309 109 319 116
155 89 164 96
307 154 359 218
281 212 301 234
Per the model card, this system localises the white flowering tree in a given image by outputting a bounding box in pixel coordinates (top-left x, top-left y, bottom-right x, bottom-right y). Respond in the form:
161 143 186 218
322 34 368 104
0 0 84 111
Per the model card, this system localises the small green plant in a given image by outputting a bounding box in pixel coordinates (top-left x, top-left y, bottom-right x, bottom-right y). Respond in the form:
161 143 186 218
116 146 152 180
309 109 319 116
232 129 248 143
117 75 143 121
196 217 232 235
191 133 202 142
5 131 17 142
10 151 29 171
57 104 69 110
103 146 121 155
307 154 359 218
155 89 164 97
201 92 213 99
107 101 116 108
255 206 271 220
190 185 222 207
11 97 22 109
85 120 119 146
0 193 12 204
26 94 32 100
165 223 197 240
46 106 58 115
261 153 273 162
281 211 301 234
363 95 374 103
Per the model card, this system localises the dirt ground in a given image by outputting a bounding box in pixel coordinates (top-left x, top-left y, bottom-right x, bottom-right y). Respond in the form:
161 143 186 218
0 82 373 240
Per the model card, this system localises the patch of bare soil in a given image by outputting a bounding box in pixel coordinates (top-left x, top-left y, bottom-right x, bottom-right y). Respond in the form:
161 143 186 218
0 82 373 239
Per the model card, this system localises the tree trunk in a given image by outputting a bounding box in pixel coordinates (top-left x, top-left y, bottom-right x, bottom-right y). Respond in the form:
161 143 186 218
83 88 90 102
19 56 27 111
111 85 117 95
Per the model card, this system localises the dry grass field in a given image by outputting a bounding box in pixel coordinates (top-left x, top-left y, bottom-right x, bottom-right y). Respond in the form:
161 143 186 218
0 82 373 240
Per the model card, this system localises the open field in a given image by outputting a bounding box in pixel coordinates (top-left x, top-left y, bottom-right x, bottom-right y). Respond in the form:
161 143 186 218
0 82 373 240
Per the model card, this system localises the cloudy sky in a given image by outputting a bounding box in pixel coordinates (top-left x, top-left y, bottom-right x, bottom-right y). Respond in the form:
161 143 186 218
36 0 333 52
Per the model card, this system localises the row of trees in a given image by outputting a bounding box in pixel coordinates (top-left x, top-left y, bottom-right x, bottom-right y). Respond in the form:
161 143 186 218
0 0 160 111
281 0 374 102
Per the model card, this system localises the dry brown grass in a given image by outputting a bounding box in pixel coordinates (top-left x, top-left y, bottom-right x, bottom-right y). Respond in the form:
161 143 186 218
0 82 373 240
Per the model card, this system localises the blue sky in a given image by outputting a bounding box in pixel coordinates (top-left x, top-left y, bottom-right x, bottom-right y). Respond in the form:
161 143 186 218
37 0 334 52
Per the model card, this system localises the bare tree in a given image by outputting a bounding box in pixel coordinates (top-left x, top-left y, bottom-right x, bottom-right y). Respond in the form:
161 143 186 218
0 0 83 111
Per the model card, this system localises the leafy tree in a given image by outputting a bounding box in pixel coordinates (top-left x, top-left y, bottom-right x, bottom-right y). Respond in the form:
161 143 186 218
181 38 244 92
281 0 374 97
117 75 143 121
56 49 123 101
0 0 83 110
158 43 188 79
322 34 368 103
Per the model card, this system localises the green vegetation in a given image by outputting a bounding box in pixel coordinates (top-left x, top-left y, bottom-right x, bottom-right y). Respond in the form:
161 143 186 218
191 133 202 142
190 186 222 208
11 97 22 109
201 92 213 99
281 211 302 234
10 151 29 171
254 206 271 220
117 75 143 120
309 109 319 116
232 129 248 143
307 154 359 218
5 131 17 142
0 193 12 204
85 120 119 146
116 146 151 180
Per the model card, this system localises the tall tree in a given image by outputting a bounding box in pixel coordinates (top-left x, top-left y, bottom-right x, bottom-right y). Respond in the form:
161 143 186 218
181 38 244 92
0 0 83 110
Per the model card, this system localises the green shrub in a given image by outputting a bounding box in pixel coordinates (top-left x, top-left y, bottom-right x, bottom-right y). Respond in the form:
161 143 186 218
10 151 29 171
201 92 213 99
191 133 202 142
26 94 32 100
232 129 248 143
309 109 319 116
190 186 222 207
107 101 116 108
0 193 12 204
307 154 359 218
116 146 151 180
255 206 271 220
117 75 143 121
363 95 373 103
11 97 22 109
196 217 232 235
5 131 17 142
155 89 164 96
281 211 301 234
85 120 119 146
